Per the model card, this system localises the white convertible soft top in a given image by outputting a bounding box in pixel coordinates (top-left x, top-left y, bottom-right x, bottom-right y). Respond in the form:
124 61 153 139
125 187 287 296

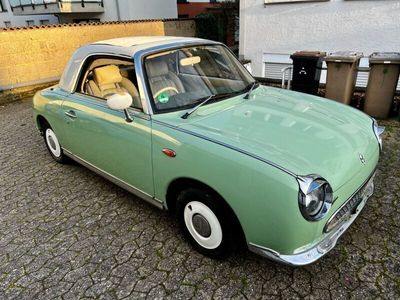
59 36 216 93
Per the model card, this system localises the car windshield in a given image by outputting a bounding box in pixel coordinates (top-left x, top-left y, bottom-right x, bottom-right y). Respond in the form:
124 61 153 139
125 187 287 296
144 44 255 112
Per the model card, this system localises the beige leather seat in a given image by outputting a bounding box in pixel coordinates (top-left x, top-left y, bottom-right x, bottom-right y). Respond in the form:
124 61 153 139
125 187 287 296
86 65 142 109
147 59 185 102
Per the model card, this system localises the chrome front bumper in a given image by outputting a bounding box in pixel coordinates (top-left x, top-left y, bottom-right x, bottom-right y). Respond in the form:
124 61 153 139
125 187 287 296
249 175 375 266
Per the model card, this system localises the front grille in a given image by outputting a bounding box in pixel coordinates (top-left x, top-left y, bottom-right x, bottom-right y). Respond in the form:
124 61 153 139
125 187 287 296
324 174 374 233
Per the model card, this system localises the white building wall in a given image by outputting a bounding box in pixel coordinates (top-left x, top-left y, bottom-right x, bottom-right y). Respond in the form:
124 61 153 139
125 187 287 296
0 0 58 27
101 0 177 22
183 0 228 2
240 0 400 77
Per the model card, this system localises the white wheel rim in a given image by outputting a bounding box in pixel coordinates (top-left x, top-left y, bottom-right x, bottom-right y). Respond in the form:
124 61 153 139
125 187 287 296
184 201 223 249
45 128 61 158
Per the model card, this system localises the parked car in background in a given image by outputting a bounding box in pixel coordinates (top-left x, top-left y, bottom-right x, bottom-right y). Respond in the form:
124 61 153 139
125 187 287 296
32 36 384 266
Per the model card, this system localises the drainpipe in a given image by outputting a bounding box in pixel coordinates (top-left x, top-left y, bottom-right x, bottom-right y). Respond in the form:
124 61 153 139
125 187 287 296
115 0 121 21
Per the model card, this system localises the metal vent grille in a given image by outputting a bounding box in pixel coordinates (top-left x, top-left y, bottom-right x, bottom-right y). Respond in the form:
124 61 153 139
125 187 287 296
264 63 293 80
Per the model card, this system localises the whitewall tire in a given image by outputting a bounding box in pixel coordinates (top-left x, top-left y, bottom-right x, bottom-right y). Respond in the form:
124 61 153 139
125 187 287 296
176 188 238 259
184 201 223 250
45 128 61 158
43 122 67 163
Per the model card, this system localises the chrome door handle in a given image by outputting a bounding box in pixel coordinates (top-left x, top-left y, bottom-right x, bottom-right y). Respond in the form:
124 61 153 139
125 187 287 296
65 110 77 118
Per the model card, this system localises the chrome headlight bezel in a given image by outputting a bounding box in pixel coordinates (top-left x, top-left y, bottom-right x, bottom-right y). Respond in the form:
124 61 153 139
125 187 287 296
297 175 333 221
372 118 384 151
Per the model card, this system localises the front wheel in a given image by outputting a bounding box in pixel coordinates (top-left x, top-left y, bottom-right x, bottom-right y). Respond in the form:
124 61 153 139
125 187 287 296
176 188 235 259
43 124 68 164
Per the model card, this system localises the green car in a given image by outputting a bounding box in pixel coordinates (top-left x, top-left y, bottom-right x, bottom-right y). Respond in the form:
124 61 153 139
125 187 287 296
33 36 384 266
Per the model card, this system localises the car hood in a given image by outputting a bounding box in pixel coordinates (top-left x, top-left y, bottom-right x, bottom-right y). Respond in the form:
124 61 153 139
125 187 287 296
159 86 379 191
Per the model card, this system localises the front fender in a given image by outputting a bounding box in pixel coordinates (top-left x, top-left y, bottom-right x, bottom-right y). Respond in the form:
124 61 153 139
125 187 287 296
151 121 327 255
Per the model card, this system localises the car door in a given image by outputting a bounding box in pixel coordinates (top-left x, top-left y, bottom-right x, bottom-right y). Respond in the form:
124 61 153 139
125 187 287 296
61 94 154 196
60 56 154 197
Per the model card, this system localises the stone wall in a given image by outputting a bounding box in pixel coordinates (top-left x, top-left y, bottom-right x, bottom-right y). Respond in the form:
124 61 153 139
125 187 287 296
0 19 195 93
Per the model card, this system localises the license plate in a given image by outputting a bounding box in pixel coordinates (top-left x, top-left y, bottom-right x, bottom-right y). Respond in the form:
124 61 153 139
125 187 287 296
352 176 374 214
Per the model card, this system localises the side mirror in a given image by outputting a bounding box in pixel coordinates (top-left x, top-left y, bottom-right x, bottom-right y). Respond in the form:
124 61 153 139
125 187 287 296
106 92 133 110
106 92 134 123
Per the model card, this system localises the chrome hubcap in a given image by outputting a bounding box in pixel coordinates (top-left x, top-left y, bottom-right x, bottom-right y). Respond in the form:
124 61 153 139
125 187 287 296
48 136 56 150
192 213 211 237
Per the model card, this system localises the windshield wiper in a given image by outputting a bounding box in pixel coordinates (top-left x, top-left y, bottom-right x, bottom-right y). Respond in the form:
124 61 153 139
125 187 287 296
181 94 215 119
244 81 258 99
181 88 251 119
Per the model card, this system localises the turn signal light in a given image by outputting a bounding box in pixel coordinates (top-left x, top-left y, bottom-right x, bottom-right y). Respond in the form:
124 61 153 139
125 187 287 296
162 148 176 157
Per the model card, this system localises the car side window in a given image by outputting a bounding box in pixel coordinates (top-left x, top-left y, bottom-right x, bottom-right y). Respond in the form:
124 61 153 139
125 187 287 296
79 57 143 110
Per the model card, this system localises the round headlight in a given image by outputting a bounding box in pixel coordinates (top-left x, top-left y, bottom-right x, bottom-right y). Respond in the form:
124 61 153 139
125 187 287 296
297 175 333 221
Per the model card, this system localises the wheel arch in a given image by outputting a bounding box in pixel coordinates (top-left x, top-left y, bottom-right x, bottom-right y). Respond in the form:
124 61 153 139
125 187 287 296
166 177 247 246
36 115 49 133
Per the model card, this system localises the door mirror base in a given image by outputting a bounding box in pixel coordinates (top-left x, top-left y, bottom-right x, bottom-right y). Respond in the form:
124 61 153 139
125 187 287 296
124 109 133 123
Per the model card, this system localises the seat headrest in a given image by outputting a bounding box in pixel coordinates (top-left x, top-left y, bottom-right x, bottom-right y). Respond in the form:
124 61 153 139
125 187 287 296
120 69 129 78
147 59 169 78
93 65 122 86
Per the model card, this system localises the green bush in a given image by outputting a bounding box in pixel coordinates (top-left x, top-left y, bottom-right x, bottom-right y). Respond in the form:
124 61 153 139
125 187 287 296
195 13 225 43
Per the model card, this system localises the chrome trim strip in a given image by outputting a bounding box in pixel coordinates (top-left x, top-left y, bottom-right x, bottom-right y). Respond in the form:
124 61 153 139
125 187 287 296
64 111 77 119
134 48 154 116
63 149 164 210
248 177 374 266
153 120 297 177
372 118 384 152
248 243 281 258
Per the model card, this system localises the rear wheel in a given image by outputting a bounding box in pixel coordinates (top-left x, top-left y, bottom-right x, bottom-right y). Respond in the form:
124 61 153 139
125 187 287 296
43 123 67 163
176 188 235 259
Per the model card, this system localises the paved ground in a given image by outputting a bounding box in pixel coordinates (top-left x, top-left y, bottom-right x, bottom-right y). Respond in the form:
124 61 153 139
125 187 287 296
0 99 399 299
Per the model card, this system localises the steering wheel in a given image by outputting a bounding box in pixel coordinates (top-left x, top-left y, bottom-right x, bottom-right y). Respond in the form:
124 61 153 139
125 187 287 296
154 87 179 100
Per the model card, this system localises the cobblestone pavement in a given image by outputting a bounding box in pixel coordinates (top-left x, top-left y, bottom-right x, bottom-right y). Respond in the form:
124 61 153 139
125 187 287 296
0 99 399 299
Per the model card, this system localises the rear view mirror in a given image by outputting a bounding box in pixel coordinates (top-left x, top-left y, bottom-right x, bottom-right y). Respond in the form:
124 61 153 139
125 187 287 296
180 56 201 66
107 92 133 110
